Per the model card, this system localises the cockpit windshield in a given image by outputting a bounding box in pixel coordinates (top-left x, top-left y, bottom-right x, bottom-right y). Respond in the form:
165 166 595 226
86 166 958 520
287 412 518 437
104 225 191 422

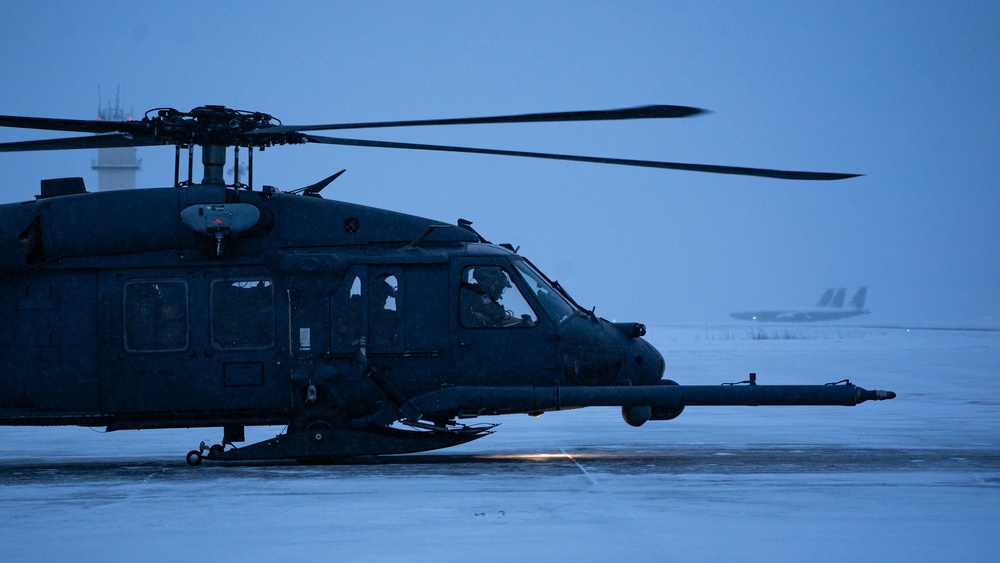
512 260 580 325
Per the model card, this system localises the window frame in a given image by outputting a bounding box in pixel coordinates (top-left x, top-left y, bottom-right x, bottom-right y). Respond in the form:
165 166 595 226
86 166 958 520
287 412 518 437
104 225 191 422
122 279 190 353
210 278 276 351
458 264 539 329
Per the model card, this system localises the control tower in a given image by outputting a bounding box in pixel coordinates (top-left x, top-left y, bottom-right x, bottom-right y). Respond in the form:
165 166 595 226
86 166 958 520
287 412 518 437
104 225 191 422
91 95 141 191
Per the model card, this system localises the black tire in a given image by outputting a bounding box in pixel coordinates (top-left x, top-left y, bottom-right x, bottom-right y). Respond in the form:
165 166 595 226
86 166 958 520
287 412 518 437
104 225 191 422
290 407 346 464
288 407 344 435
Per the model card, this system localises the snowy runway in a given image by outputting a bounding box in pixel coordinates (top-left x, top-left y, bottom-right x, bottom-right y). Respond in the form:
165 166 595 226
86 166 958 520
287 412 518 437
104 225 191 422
2 326 998 561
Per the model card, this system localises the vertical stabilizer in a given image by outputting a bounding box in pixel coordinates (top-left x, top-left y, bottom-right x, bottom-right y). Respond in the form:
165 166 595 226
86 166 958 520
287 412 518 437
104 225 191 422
816 288 835 307
830 288 846 308
850 287 868 309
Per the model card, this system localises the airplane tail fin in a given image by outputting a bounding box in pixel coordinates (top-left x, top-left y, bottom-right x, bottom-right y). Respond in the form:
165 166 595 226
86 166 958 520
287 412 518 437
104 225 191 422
830 288 846 308
850 287 868 309
816 288 834 307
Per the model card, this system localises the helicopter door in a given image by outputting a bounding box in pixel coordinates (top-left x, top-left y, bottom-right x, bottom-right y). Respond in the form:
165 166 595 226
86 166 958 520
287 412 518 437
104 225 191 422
3 273 99 413
206 276 286 411
329 267 406 358
367 266 450 393
451 261 559 386
326 265 450 401
99 271 286 414
99 274 198 413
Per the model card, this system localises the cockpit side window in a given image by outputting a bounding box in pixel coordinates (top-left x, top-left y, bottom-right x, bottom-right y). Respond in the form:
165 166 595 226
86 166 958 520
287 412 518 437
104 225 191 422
459 266 537 328
512 260 578 325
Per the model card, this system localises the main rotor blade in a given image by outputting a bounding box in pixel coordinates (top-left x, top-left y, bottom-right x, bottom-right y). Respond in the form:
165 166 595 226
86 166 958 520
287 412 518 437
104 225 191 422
0 114 144 134
0 133 162 152
302 134 860 180
253 105 705 135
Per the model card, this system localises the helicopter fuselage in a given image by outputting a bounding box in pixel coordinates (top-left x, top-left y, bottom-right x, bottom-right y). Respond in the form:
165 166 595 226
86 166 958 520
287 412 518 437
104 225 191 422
0 105 893 463
0 181 664 437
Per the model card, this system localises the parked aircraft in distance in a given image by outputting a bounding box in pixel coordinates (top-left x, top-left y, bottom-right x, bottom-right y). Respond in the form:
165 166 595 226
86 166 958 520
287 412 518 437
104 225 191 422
730 287 869 322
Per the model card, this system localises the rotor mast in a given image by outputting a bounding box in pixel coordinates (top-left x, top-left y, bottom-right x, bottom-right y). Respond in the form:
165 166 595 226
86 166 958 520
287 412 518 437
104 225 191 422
177 105 270 187
201 144 227 185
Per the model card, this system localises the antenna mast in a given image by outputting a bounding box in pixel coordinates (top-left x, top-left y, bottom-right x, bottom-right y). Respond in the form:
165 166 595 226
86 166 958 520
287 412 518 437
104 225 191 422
92 86 141 191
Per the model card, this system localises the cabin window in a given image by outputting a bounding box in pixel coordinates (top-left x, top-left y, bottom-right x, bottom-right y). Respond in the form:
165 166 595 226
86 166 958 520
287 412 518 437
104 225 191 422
459 266 537 328
370 273 400 349
335 275 364 350
212 280 274 349
124 281 189 352
18 216 47 265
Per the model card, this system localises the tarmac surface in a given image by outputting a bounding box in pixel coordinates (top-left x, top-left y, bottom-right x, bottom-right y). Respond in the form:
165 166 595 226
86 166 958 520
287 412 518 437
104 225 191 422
2 325 998 561
0 445 996 481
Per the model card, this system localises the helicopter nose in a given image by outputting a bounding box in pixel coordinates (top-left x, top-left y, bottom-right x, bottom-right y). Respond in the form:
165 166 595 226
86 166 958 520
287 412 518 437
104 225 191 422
558 322 625 385
620 334 665 386
558 318 665 386
609 321 665 384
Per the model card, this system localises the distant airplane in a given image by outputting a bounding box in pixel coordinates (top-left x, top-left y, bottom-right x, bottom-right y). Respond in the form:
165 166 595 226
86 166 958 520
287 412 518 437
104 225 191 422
730 287 869 322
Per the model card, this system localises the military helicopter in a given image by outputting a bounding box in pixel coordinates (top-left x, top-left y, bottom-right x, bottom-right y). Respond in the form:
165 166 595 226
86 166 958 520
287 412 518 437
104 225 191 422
0 104 894 465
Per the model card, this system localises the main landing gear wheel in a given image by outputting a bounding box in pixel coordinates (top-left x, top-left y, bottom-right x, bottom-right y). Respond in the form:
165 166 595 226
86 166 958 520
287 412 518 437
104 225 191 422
290 408 345 465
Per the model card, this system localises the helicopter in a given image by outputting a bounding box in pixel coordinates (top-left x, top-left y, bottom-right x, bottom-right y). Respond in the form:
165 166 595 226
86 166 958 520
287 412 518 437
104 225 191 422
0 104 895 465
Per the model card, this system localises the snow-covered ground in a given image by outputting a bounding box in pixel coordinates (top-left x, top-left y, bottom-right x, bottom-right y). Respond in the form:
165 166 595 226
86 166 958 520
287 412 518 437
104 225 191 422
1 325 998 562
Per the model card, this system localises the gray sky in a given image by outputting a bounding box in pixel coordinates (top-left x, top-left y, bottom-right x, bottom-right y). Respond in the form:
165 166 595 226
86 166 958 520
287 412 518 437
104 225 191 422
2 1 997 326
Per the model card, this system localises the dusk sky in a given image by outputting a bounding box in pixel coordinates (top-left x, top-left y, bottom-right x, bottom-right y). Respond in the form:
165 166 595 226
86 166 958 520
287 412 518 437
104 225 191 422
2 1 997 326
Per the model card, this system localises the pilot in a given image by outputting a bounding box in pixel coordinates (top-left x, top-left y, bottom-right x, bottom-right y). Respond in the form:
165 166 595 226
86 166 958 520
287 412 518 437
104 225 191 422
461 266 511 327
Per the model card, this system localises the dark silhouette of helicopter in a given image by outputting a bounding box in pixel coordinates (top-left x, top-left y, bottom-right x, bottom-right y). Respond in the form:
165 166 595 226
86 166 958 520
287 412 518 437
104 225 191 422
0 105 894 465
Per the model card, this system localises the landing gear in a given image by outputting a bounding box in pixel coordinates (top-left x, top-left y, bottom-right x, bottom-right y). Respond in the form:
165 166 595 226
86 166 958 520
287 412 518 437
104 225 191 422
288 407 344 435
185 441 229 466
184 420 497 465
289 408 344 464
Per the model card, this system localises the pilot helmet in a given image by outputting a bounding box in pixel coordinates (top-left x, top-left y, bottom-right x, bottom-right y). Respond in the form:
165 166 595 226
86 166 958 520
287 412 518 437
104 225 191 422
473 266 511 289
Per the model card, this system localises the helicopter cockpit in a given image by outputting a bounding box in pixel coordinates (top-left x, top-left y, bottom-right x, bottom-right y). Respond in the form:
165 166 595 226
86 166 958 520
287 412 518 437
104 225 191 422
511 260 579 326
460 265 535 328
459 257 583 330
